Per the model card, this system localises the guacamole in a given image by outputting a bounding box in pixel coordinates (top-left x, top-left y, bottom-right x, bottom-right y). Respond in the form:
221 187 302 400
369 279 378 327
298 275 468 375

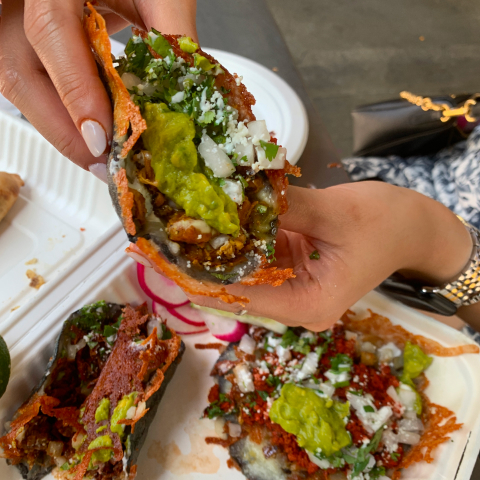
95 398 110 423
88 435 113 463
142 102 240 235
110 392 137 437
269 384 351 457
400 342 432 415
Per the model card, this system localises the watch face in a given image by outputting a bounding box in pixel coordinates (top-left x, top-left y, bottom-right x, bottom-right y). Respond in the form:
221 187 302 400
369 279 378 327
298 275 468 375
377 276 457 316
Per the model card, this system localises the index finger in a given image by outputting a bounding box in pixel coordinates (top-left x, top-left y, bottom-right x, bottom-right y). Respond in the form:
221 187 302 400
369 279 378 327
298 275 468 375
24 0 112 165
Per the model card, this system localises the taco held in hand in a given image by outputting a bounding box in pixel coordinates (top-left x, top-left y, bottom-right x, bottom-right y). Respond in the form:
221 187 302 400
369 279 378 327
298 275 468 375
83 5 300 304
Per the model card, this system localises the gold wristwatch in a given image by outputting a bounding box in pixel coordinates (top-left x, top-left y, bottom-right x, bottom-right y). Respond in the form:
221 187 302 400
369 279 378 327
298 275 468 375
378 216 480 315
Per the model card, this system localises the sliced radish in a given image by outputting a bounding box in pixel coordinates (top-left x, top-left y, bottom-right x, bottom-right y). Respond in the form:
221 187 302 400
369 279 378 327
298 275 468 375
137 263 189 308
197 309 248 342
169 304 206 327
152 302 208 335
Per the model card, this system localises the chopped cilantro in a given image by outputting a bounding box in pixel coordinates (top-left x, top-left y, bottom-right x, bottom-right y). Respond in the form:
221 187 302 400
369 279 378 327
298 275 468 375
369 466 387 479
235 174 249 189
363 405 375 413
390 452 400 461
159 323 172 340
212 135 227 144
218 178 226 187
330 353 353 372
200 111 215 125
319 332 333 344
206 404 226 419
309 250 320 260
258 390 269 401
333 380 350 388
220 86 231 94
281 329 299 348
239 155 249 164
210 272 237 282
259 140 280 161
348 389 363 396
266 375 281 388
144 29 173 58
266 243 276 263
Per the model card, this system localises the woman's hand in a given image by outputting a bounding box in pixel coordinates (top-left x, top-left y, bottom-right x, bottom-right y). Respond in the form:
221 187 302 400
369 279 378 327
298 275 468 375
190 182 473 331
0 0 197 174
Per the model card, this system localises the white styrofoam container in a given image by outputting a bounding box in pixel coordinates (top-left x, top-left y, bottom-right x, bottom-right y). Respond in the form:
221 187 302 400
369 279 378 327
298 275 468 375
0 111 121 337
0 243 479 480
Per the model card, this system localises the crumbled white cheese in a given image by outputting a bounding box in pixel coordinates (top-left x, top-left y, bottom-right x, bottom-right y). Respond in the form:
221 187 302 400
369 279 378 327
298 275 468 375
346 392 393 433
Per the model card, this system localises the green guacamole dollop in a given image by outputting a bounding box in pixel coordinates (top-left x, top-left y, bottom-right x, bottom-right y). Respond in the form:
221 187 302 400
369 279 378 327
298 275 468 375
110 392 137 437
142 102 240 235
95 398 110 423
401 341 432 382
178 36 198 53
269 384 351 457
88 435 113 463
400 341 432 415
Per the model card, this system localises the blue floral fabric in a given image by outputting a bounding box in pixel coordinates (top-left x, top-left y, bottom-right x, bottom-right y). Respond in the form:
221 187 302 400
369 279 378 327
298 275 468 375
342 125 480 229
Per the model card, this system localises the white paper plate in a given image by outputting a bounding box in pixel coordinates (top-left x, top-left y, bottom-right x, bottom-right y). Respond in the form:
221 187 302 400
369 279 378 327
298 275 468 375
0 242 479 480
110 39 309 166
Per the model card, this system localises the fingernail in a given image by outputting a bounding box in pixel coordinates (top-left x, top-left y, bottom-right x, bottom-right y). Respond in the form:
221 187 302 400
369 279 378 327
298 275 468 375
81 119 107 157
89 162 108 184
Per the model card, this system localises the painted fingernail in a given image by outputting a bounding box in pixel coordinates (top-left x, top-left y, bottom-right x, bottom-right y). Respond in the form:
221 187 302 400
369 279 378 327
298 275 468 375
81 119 107 157
88 162 108 184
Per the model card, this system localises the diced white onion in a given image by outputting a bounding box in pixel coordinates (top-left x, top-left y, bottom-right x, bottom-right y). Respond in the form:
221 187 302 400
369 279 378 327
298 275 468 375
296 352 319 381
121 72 142 89
198 134 235 178
170 91 185 103
382 428 399 453
228 422 242 437
396 430 421 445
234 141 255 166
247 120 270 144
398 417 424 432
147 318 161 337
361 341 377 353
306 450 334 469
221 180 243 204
47 441 64 458
239 335 256 355
345 331 358 341
54 456 67 467
324 369 350 385
67 339 87 361
254 146 287 170
215 418 227 439
210 235 230 250
346 392 393 433
266 336 282 348
386 385 401 404
234 363 255 393
377 342 402 363
72 432 85 450
275 345 292 363
397 384 417 410
126 406 137 420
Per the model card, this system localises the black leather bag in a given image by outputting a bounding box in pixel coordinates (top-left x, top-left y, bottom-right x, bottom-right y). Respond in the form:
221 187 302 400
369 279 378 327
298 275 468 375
352 92 480 157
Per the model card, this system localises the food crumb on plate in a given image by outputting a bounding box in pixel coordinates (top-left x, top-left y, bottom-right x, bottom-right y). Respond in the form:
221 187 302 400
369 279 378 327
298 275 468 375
272 67 279 72
10 306 19 312
24 258 38 265
26 269 45 290
80 227 86 231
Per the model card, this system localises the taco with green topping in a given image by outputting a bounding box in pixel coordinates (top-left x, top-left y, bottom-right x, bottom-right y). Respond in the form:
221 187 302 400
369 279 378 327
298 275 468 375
83 4 300 305
0 302 184 480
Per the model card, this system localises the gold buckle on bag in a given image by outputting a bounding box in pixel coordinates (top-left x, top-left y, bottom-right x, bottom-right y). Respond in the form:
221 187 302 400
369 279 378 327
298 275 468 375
400 91 480 123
